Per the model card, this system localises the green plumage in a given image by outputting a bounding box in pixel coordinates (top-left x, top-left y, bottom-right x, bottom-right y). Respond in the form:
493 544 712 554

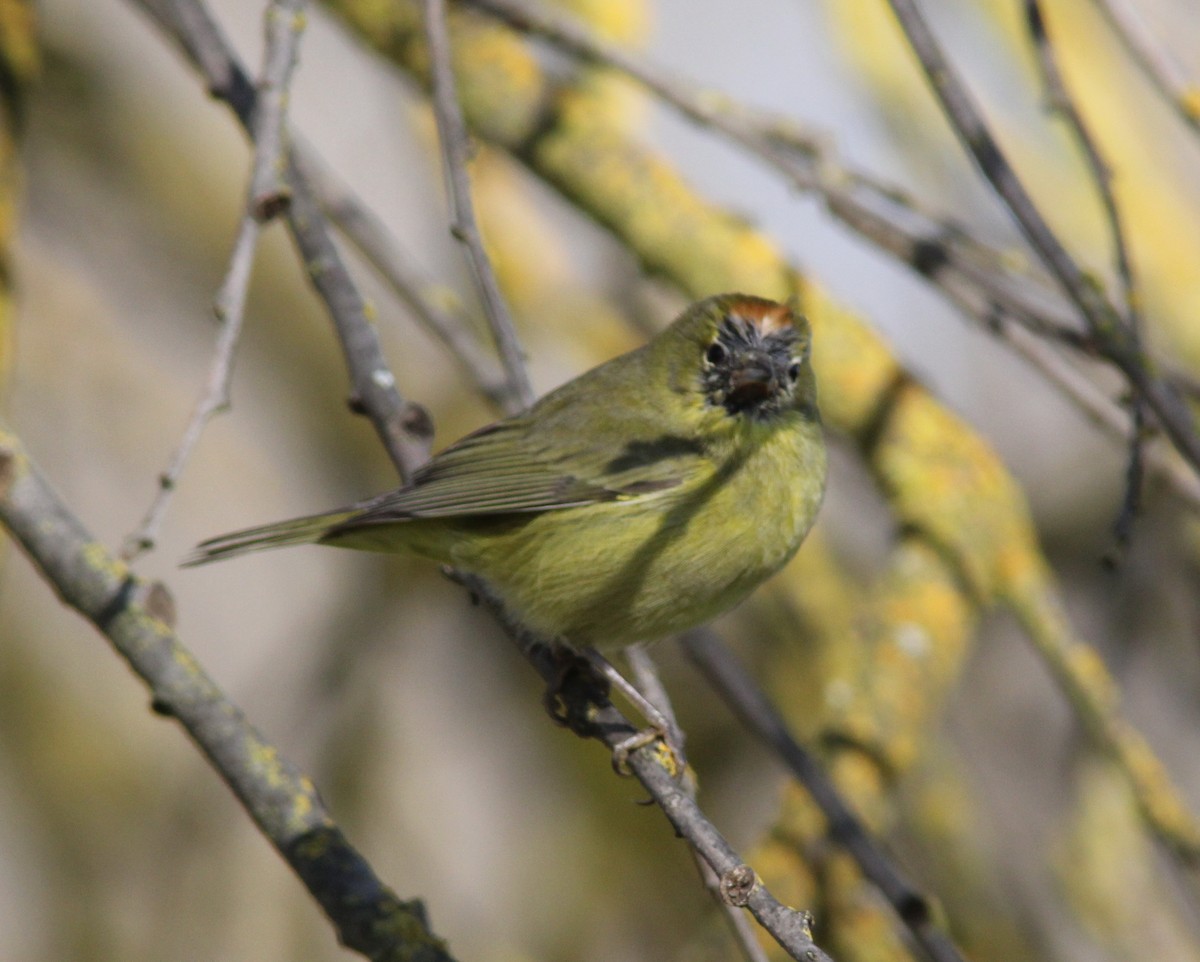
187 293 827 648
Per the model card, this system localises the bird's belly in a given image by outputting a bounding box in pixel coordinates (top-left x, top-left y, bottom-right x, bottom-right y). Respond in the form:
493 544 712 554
448 454 820 647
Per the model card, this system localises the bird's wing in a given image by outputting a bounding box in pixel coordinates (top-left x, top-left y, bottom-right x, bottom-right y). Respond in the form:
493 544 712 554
340 417 704 525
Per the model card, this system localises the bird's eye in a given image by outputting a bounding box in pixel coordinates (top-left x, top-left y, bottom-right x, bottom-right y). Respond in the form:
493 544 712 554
787 360 802 382
705 342 728 365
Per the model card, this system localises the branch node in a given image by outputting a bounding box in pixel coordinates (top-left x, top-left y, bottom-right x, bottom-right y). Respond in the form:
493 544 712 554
719 864 757 907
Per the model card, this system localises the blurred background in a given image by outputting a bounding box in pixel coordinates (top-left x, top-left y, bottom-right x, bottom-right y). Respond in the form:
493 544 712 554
2 0 1200 959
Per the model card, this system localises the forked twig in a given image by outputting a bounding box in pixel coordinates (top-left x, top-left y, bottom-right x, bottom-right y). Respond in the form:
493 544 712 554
122 0 308 560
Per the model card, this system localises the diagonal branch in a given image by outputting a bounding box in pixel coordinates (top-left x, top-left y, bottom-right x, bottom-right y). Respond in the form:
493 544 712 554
421 0 535 409
0 427 456 962
292 142 515 411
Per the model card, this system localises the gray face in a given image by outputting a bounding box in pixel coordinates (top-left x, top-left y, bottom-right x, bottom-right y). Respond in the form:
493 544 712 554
701 313 805 419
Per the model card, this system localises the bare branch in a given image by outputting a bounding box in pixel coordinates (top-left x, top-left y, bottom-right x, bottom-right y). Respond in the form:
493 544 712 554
421 0 535 409
683 628 968 962
122 0 309 561
0 427 456 962
136 0 434 480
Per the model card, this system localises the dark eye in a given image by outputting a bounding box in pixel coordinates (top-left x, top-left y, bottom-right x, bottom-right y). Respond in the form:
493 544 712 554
787 360 802 382
705 342 728 366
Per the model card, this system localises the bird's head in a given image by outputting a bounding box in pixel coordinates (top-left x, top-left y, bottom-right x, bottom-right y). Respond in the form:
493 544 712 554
673 294 817 424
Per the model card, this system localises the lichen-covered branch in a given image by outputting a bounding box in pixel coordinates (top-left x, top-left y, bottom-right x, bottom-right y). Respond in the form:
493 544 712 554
0 427 456 962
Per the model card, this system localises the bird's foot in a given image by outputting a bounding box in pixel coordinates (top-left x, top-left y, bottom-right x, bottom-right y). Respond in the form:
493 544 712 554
583 647 687 779
541 643 610 738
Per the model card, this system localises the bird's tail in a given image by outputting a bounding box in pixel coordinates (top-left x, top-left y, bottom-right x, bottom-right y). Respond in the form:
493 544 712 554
182 509 357 567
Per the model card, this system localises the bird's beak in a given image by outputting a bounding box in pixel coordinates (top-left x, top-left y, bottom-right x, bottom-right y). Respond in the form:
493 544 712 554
726 353 778 408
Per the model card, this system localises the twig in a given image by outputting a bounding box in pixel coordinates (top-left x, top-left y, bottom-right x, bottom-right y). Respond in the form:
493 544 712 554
884 0 1200 474
136 0 433 481
1023 0 1147 555
682 628 968 962
0 428 456 962
448 571 836 962
121 0 308 561
421 0 535 409
292 143 515 412
1088 0 1200 139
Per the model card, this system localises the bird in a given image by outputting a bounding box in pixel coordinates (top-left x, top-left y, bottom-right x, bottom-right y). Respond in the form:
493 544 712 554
186 293 827 650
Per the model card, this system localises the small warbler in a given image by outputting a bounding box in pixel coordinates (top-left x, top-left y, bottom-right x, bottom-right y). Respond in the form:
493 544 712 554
187 293 827 648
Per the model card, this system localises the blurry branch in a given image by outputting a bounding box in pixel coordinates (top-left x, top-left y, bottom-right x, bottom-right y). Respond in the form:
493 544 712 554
1022 0 1145 554
1088 0 1200 138
135 0 434 481
447 571 837 962
457 0 1200 512
884 0 1200 475
421 0 534 409
122 0 309 561
683 628 968 962
458 0 1076 339
293 143 514 410
0 428 456 962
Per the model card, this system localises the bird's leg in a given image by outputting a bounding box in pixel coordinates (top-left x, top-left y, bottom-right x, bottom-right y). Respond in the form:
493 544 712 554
585 646 687 777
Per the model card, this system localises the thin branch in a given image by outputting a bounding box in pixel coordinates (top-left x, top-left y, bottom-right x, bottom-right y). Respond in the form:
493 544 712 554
884 0 1200 474
421 0 535 409
122 0 308 561
292 143 516 412
0 428 456 962
136 0 433 481
1023 0 1147 554
448 571 837 962
1088 0 1200 139
682 628 968 962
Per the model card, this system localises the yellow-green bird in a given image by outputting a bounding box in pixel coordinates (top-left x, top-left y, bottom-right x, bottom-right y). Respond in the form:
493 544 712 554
187 293 826 648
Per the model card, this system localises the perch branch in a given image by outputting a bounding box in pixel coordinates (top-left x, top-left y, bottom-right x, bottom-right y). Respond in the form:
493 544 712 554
447 571 836 962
